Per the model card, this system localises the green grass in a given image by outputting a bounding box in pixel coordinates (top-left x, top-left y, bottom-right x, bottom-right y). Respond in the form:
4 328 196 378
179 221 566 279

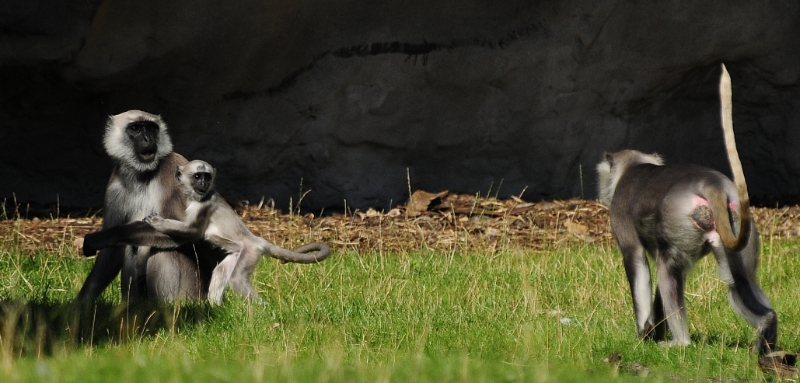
0 238 798 382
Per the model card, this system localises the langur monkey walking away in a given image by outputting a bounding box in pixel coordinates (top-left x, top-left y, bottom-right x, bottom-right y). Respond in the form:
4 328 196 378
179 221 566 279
83 160 330 305
597 64 778 355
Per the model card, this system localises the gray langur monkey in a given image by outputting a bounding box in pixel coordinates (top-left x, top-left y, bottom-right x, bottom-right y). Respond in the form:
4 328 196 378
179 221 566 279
78 110 223 303
596 64 777 355
82 160 331 305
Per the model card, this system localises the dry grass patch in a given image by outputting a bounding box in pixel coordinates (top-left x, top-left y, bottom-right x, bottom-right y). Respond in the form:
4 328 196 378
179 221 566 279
2 191 800 257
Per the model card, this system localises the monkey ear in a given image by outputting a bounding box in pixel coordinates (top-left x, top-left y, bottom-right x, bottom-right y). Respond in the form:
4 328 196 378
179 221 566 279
175 166 182 179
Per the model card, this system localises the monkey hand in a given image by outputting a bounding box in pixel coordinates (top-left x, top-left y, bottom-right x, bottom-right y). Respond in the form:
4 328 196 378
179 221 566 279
82 233 100 256
143 213 165 228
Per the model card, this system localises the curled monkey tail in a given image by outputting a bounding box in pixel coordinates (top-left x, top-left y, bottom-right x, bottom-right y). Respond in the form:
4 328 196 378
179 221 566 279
705 186 750 252
256 237 331 264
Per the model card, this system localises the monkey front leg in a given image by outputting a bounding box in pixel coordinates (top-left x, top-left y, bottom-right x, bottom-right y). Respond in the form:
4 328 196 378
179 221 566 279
655 254 690 347
76 246 125 303
620 242 655 339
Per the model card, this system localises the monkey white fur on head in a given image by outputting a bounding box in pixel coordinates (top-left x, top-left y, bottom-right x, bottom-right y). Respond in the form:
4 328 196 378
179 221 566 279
596 150 663 206
103 110 173 173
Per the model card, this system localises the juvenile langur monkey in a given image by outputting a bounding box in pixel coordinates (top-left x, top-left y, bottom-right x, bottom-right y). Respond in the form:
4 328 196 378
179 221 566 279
597 64 777 355
83 160 330 305
78 110 223 303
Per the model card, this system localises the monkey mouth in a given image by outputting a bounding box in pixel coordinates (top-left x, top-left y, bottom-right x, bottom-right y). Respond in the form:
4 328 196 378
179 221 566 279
138 150 156 162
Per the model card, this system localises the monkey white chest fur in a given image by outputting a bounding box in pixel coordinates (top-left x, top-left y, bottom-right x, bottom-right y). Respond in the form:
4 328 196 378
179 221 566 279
105 170 166 224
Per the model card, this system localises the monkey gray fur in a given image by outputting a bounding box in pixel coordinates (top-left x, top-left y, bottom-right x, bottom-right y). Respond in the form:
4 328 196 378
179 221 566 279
597 65 778 356
78 110 223 303
598 149 777 355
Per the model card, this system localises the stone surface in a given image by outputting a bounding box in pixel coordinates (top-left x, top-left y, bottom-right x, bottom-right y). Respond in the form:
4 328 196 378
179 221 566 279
2 0 800 211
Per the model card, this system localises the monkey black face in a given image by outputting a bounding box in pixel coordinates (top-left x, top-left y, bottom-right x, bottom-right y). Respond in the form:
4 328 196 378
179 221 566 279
191 172 213 195
126 121 160 163
178 160 216 198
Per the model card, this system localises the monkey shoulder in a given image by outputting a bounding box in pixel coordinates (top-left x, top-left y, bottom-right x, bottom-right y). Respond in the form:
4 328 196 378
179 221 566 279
156 153 188 188
152 153 190 219
164 152 189 166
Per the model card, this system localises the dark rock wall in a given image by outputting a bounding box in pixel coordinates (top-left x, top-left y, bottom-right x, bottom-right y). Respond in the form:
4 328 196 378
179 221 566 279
2 1 800 211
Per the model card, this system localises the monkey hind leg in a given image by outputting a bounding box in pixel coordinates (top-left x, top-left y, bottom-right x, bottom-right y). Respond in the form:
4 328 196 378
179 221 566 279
228 277 261 304
146 249 203 302
714 241 779 355
227 258 261 304
727 265 778 355
753 311 779 356
224 244 263 304
121 247 150 303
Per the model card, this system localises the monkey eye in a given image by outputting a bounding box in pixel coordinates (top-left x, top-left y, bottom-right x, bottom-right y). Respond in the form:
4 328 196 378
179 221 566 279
194 174 202 180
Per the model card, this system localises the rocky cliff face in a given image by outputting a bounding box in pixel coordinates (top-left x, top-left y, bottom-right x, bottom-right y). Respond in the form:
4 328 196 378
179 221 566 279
2 1 800 211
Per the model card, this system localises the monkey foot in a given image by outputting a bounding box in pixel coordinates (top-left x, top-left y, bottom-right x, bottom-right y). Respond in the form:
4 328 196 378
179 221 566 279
759 351 800 379
658 340 690 348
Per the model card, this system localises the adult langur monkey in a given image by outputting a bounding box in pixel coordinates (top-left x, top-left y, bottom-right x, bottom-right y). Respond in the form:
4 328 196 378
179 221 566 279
77 110 223 303
596 64 777 355
82 160 331 305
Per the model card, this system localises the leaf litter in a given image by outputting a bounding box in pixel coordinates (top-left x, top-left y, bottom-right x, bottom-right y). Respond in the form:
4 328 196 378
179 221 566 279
2 190 800 256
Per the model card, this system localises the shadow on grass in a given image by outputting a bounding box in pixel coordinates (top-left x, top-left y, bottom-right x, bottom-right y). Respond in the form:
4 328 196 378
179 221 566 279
0 299 215 356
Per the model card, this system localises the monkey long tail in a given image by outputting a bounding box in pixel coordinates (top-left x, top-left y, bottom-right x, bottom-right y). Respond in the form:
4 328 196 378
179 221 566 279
720 64 750 209
715 63 751 252
258 238 331 264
